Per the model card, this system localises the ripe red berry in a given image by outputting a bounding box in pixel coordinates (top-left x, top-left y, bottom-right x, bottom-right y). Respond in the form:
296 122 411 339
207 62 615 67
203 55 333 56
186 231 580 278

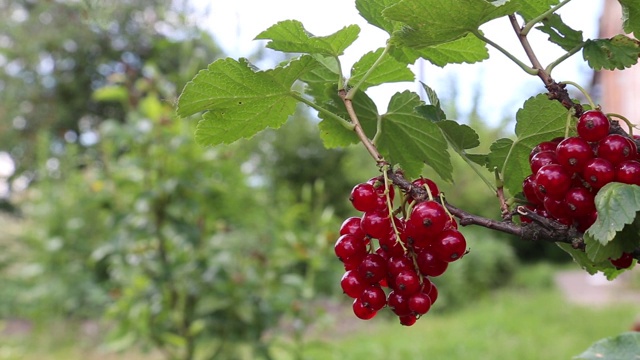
399 314 417 326
341 270 367 298
357 253 388 284
577 110 610 142
334 234 367 263
530 141 559 161
564 187 595 218
582 158 615 190
597 134 637 166
407 200 448 237
360 211 392 239
411 177 440 200
387 291 411 316
555 137 594 173
609 252 634 269
542 196 571 221
339 217 366 240
408 292 432 315
394 270 422 296
415 248 448 276
352 298 377 320
432 229 467 262
535 164 571 199
522 175 541 205
350 183 379 212
616 160 640 186
530 150 557 174
359 284 387 311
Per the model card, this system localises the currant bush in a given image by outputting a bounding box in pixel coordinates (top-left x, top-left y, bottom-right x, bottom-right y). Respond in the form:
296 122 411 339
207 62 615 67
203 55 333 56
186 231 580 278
335 175 466 326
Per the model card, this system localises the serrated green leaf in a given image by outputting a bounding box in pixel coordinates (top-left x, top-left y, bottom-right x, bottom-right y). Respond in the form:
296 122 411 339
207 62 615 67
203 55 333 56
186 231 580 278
299 55 340 84
586 183 640 244
255 20 360 57
619 0 640 36
584 222 639 263
536 14 584 52
377 91 452 180
486 94 568 196
356 0 401 34
415 83 446 122
583 35 640 70
466 153 489 166
317 89 379 148
348 48 414 90
556 243 613 276
178 56 320 145
517 0 560 22
384 0 520 48
574 332 640 360
436 120 481 150
390 34 489 66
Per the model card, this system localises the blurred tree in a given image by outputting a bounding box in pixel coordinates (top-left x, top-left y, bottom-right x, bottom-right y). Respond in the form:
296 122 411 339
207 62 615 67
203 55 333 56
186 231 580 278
0 0 222 177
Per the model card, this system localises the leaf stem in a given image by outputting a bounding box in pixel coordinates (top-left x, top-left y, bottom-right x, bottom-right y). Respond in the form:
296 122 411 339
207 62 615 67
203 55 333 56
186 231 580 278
545 42 585 75
471 29 538 75
521 0 574 36
290 92 355 131
607 113 636 136
560 80 596 109
345 43 391 100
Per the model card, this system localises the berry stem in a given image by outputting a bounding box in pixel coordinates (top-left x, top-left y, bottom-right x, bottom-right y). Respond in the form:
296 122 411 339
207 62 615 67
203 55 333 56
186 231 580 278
607 113 636 136
560 80 596 109
383 166 407 252
545 43 585 75
564 110 573 139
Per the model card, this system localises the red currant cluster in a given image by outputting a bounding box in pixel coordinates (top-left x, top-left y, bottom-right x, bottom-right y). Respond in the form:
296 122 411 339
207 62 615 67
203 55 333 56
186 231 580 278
521 110 639 268
335 176 466 326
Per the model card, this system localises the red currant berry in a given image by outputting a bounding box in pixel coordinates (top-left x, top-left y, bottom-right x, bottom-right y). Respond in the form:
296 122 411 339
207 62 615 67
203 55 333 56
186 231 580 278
577 110 610 142
530 141 559 162
411 177 440 200
534 164 571 199
582 158 615 190
575 210 598 233
352 298 377 320
564 187 595 218
432 229 467 262
542 196 571 221
378 232 405 257
415 248 448 277
407 201 448 237
387 255 414 277
555 137 594 173
408 292 432 315
359 284 387 311
360 211 392 239
616 160 640 186
530 151 557 174
399 314 417 326
522 175 541 205
394 270 422 296
387 291 411 316
609 252 634 269
341 270 367 298
367 176 395 202
597 134 636 166
340 217 366 240
334 234 367 263
427 283 439 303
350 183 379 212
357 253 388 284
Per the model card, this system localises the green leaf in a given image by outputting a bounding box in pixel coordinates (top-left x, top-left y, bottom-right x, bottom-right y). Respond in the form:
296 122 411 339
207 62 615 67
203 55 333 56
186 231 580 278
586 183 640 245
299 55 340 84
391 33 489 66
584 221 640 263
317 89 379 148
415 83 446 122
356 0 401 34
556 243 615 276
348 48 414 90
255 20 360 57
535 14 584 52
486 94 568 196
517 0 560 22
384 0 520 48
574 332 640 360
436 120 481 150
619 0 640 36
583 35 640 70
92 85 128 103
377 91 452 180
177 56 320 145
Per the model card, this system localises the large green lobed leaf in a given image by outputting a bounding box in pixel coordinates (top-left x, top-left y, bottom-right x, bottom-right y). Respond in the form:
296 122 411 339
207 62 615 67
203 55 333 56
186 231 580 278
177 56 320 145
255 20 360 57
619 0 640 36
574 332 640 360
348 48 415 90
586 183 640 245
384 0 520 48
583 35 640 70
377 91 452 180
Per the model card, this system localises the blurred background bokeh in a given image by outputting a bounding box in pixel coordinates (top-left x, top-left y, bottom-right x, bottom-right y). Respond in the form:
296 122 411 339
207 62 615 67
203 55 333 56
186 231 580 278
0 1 638 359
